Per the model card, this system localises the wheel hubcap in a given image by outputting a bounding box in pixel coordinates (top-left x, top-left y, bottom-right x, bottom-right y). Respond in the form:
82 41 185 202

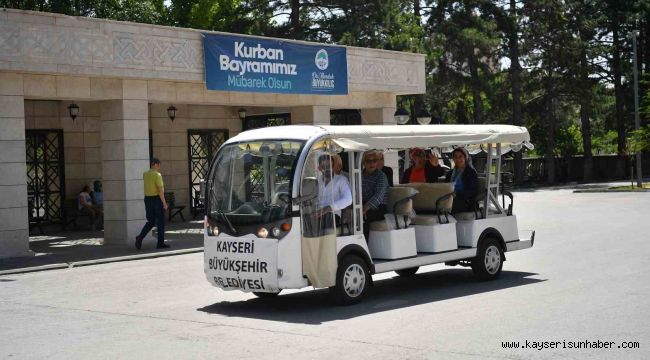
484 245 501 275
344 264 366 298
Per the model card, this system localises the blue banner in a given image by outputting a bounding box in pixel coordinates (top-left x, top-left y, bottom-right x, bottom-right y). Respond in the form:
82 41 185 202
203 34 348 95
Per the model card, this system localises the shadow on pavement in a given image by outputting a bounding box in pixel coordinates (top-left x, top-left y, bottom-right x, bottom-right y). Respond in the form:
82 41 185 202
197 269 544 324
0 221 205 272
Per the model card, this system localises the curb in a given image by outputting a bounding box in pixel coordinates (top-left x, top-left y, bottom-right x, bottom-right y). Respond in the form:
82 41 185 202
0 247 204 276
573 189 650 193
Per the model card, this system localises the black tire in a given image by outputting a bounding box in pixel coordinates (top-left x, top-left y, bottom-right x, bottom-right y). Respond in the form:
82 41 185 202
252 291 281 298
471 237 504 281
395 267 419 277
330 255 370 305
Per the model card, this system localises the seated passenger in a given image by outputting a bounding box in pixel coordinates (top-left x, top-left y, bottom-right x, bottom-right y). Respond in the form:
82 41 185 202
331 153 348 178
317 154 352 228
401 148 446 184
362 150 389 241
446 148 479 214
377 151 394 187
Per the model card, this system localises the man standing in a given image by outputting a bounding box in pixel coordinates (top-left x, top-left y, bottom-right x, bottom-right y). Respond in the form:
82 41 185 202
135 158 169 250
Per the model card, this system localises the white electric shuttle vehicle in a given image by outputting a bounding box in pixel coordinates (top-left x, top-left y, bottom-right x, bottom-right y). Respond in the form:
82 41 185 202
202 125 535 305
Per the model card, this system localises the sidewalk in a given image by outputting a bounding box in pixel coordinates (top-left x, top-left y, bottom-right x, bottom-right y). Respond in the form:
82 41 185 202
0 220 205 275
512 178 650 192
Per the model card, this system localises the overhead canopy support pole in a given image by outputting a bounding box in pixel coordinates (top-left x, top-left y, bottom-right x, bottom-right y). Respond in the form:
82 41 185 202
484 143 505 219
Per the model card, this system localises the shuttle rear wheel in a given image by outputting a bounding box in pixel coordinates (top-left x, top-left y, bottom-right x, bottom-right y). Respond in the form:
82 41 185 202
471 237 504 280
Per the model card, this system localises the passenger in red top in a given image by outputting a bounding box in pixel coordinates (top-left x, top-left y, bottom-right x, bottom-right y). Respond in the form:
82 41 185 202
401 148 446 184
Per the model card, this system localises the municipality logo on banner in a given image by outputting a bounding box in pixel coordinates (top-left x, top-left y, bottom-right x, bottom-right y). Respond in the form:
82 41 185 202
315 49 328 70
203 34 348 95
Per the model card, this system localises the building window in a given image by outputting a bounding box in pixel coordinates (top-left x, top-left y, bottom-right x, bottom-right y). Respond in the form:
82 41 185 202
242 113 291 131
330 109 361 125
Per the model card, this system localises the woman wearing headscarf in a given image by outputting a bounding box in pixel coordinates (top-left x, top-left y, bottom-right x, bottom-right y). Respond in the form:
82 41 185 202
445 148 479 213
401 148 445 184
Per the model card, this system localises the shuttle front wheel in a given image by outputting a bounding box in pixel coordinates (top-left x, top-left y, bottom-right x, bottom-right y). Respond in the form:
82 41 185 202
330 255 370 305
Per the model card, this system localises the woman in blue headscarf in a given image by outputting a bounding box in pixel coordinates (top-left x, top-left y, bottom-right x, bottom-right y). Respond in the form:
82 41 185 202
445 148 479 214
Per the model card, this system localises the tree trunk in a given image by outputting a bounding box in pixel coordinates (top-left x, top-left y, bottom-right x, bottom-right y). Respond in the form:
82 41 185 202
612 16 626 178
456 100 468 125
509 0 524 183
290 0 302 39
645 18 650 77
468 55 482 124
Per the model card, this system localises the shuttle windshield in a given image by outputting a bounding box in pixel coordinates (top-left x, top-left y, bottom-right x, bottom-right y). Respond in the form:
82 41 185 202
206 140 304 236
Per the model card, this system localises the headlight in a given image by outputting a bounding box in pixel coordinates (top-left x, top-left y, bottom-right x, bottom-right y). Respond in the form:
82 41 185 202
271 227 281 237
256 227 269 238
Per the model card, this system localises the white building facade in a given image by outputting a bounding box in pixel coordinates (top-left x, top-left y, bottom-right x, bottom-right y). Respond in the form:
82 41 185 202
0 8 425 258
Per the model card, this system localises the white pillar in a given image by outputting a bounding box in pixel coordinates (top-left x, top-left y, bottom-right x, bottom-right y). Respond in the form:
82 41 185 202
101 94 150 244
291 105 331 125
0 73 30 258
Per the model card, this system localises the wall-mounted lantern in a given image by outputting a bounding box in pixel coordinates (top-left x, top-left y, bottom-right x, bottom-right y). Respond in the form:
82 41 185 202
68 102 80 121
238 108 247 120
167 105 177 122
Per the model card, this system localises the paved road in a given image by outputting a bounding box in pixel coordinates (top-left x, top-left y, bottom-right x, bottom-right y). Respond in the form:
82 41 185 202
1 189 648 359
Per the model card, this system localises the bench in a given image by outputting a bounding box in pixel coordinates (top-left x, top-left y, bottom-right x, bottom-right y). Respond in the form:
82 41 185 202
164 192 186 222
397 182 458 253
367 187 419 260
61 198 92 230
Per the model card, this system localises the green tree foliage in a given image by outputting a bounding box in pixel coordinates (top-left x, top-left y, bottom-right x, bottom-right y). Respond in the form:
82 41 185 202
1 0 648 182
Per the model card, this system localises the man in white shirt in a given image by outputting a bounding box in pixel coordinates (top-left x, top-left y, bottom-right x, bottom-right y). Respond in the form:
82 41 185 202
317 153 352 225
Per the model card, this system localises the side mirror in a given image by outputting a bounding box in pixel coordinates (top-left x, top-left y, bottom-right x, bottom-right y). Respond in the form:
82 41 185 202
300 177 318 202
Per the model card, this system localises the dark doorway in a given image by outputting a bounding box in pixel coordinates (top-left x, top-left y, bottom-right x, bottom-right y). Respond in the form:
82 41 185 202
25 129 65 225
187 129 228 218
242 113 291 131
330 109 362 125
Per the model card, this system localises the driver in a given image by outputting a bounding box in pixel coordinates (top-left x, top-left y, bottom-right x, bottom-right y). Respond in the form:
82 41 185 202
317 153 352 226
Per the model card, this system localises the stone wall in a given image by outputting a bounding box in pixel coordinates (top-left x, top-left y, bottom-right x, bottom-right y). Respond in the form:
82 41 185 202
0 8 425 96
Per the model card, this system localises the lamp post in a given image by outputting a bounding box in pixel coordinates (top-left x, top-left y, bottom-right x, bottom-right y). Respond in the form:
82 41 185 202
631 31 643 188
67 102 79 121
394 108 410 125
416 108 431 125
167 105 177 122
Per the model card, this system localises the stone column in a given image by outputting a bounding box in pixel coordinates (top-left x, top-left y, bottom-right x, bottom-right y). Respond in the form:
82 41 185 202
0 73 30 258
291 105 331 125
101 88 150 245
361 107 399 184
